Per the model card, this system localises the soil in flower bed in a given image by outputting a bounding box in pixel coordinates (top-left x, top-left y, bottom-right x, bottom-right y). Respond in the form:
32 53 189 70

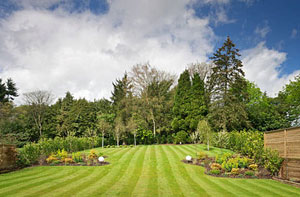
182 158 272 179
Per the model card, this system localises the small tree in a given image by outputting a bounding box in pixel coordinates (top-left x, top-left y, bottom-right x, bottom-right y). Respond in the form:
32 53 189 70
197 120 212 151
97 114 113 148
127 115 139 146
114 116 125 147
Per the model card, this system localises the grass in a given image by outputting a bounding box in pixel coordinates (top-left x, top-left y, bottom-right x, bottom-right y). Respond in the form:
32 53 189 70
1 144 300 196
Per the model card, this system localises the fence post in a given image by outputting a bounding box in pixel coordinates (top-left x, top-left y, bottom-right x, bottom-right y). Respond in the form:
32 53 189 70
284 129 287 179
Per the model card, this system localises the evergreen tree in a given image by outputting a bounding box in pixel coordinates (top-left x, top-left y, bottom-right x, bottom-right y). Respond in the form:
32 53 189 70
208 37 250 131
172 69 192 132
188 73 207 130
0 78 18 103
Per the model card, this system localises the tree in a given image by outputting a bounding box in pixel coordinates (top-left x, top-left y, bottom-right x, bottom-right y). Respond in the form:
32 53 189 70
56 92 74 137
0 78 18 103
114 115 125 147
197 120 212 151
279 74 300 126
97 113 113 148
130 63 175 137
208 36 250 131
23 90 54 138
172 69 192 132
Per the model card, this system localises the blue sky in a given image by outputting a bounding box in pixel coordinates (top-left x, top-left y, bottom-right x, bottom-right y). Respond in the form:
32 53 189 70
0 0 299 102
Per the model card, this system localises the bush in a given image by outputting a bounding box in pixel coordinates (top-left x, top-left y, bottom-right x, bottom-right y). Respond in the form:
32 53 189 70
248 164 258 171
17 143 41 166
174 131 188 144
245 170 255 176
212 130 283 175
222 158 239 172
57 149 68 161
208 169 220 175
210 163 222 170
196 151 207 160
72 152 83 163
17 137 101 166
231 168 239 175
263 148 284 176
215 153 232 164
46 155 58 164
88 149 98 160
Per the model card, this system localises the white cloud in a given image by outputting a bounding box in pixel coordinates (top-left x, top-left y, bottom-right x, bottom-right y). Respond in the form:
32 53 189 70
291 29 297 39
0 0 215 104
255 23 271 38
242 42 300 96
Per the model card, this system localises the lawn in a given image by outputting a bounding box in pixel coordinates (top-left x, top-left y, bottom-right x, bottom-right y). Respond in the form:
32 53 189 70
0 144 299 197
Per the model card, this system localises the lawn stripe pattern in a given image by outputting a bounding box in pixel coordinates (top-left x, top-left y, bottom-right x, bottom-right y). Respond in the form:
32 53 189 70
0 144 299 197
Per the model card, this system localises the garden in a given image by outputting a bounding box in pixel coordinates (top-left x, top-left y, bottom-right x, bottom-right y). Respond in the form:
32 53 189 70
1 144 300 197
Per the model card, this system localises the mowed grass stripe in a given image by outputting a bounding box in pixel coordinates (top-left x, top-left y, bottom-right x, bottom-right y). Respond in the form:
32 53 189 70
144 145 158 196
157 145 184 196
75 146 140 196
165 145 209 196
257 180 300 196
58 148 130 196
0 167 47 183
0 167 59 190
0 167 76 196
177 145 237 196
92 146 146 196
236 179 287 197
27 167 96 197
130 146 153 196
104 146 148 196
167 146 209 196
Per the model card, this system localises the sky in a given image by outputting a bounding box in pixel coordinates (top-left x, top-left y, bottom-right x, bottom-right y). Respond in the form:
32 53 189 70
0 0 299 104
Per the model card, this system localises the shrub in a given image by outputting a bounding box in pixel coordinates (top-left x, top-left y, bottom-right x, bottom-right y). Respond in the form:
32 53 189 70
208 169 220 175
63 158 74 164
248 164 258 171
210 163 222 170
263 148 284 176
245 171 255 176
237 156 250 168
17 143 41 166
57 149 68 161
222 158 239 172
196 151 207 160
88 149 98 160
174 131 188 144
216 153 232 164
72 152 83 163
46 155 58 164
231 168 239 175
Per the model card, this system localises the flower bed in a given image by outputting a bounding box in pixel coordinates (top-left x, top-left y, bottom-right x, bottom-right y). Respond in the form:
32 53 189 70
182 152 272 179
43 149 109 166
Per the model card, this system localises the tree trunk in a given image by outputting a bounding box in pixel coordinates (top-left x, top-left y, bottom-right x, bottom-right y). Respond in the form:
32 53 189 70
117 135 119 147
134 133 136 147
102 130 104 148
152 118 156 137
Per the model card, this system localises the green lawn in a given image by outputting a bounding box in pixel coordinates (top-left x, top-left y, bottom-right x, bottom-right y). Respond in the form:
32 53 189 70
0 145 299 197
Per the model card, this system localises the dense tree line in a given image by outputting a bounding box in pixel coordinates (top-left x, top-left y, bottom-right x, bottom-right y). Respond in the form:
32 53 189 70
1 37 300 147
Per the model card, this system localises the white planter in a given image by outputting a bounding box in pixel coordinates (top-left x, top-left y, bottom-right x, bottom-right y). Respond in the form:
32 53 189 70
186 155 192 161
98 156 105 162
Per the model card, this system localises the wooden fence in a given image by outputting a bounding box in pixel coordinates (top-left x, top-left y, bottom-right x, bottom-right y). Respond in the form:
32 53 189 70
0 144 17 171
264 127 300 181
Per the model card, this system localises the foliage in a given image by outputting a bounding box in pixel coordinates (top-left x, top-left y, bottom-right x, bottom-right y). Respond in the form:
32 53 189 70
197 120 212 150
88 149 98 160
249 164 258 171
0 78 18 103
245 170 255 176
208 169 221 175
263 148 284 176
210 163 222 170
231 168 239 175
174 131 189 144
196 151 207 160
208 37 250 131
17 143 41 166
72 152 83 163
